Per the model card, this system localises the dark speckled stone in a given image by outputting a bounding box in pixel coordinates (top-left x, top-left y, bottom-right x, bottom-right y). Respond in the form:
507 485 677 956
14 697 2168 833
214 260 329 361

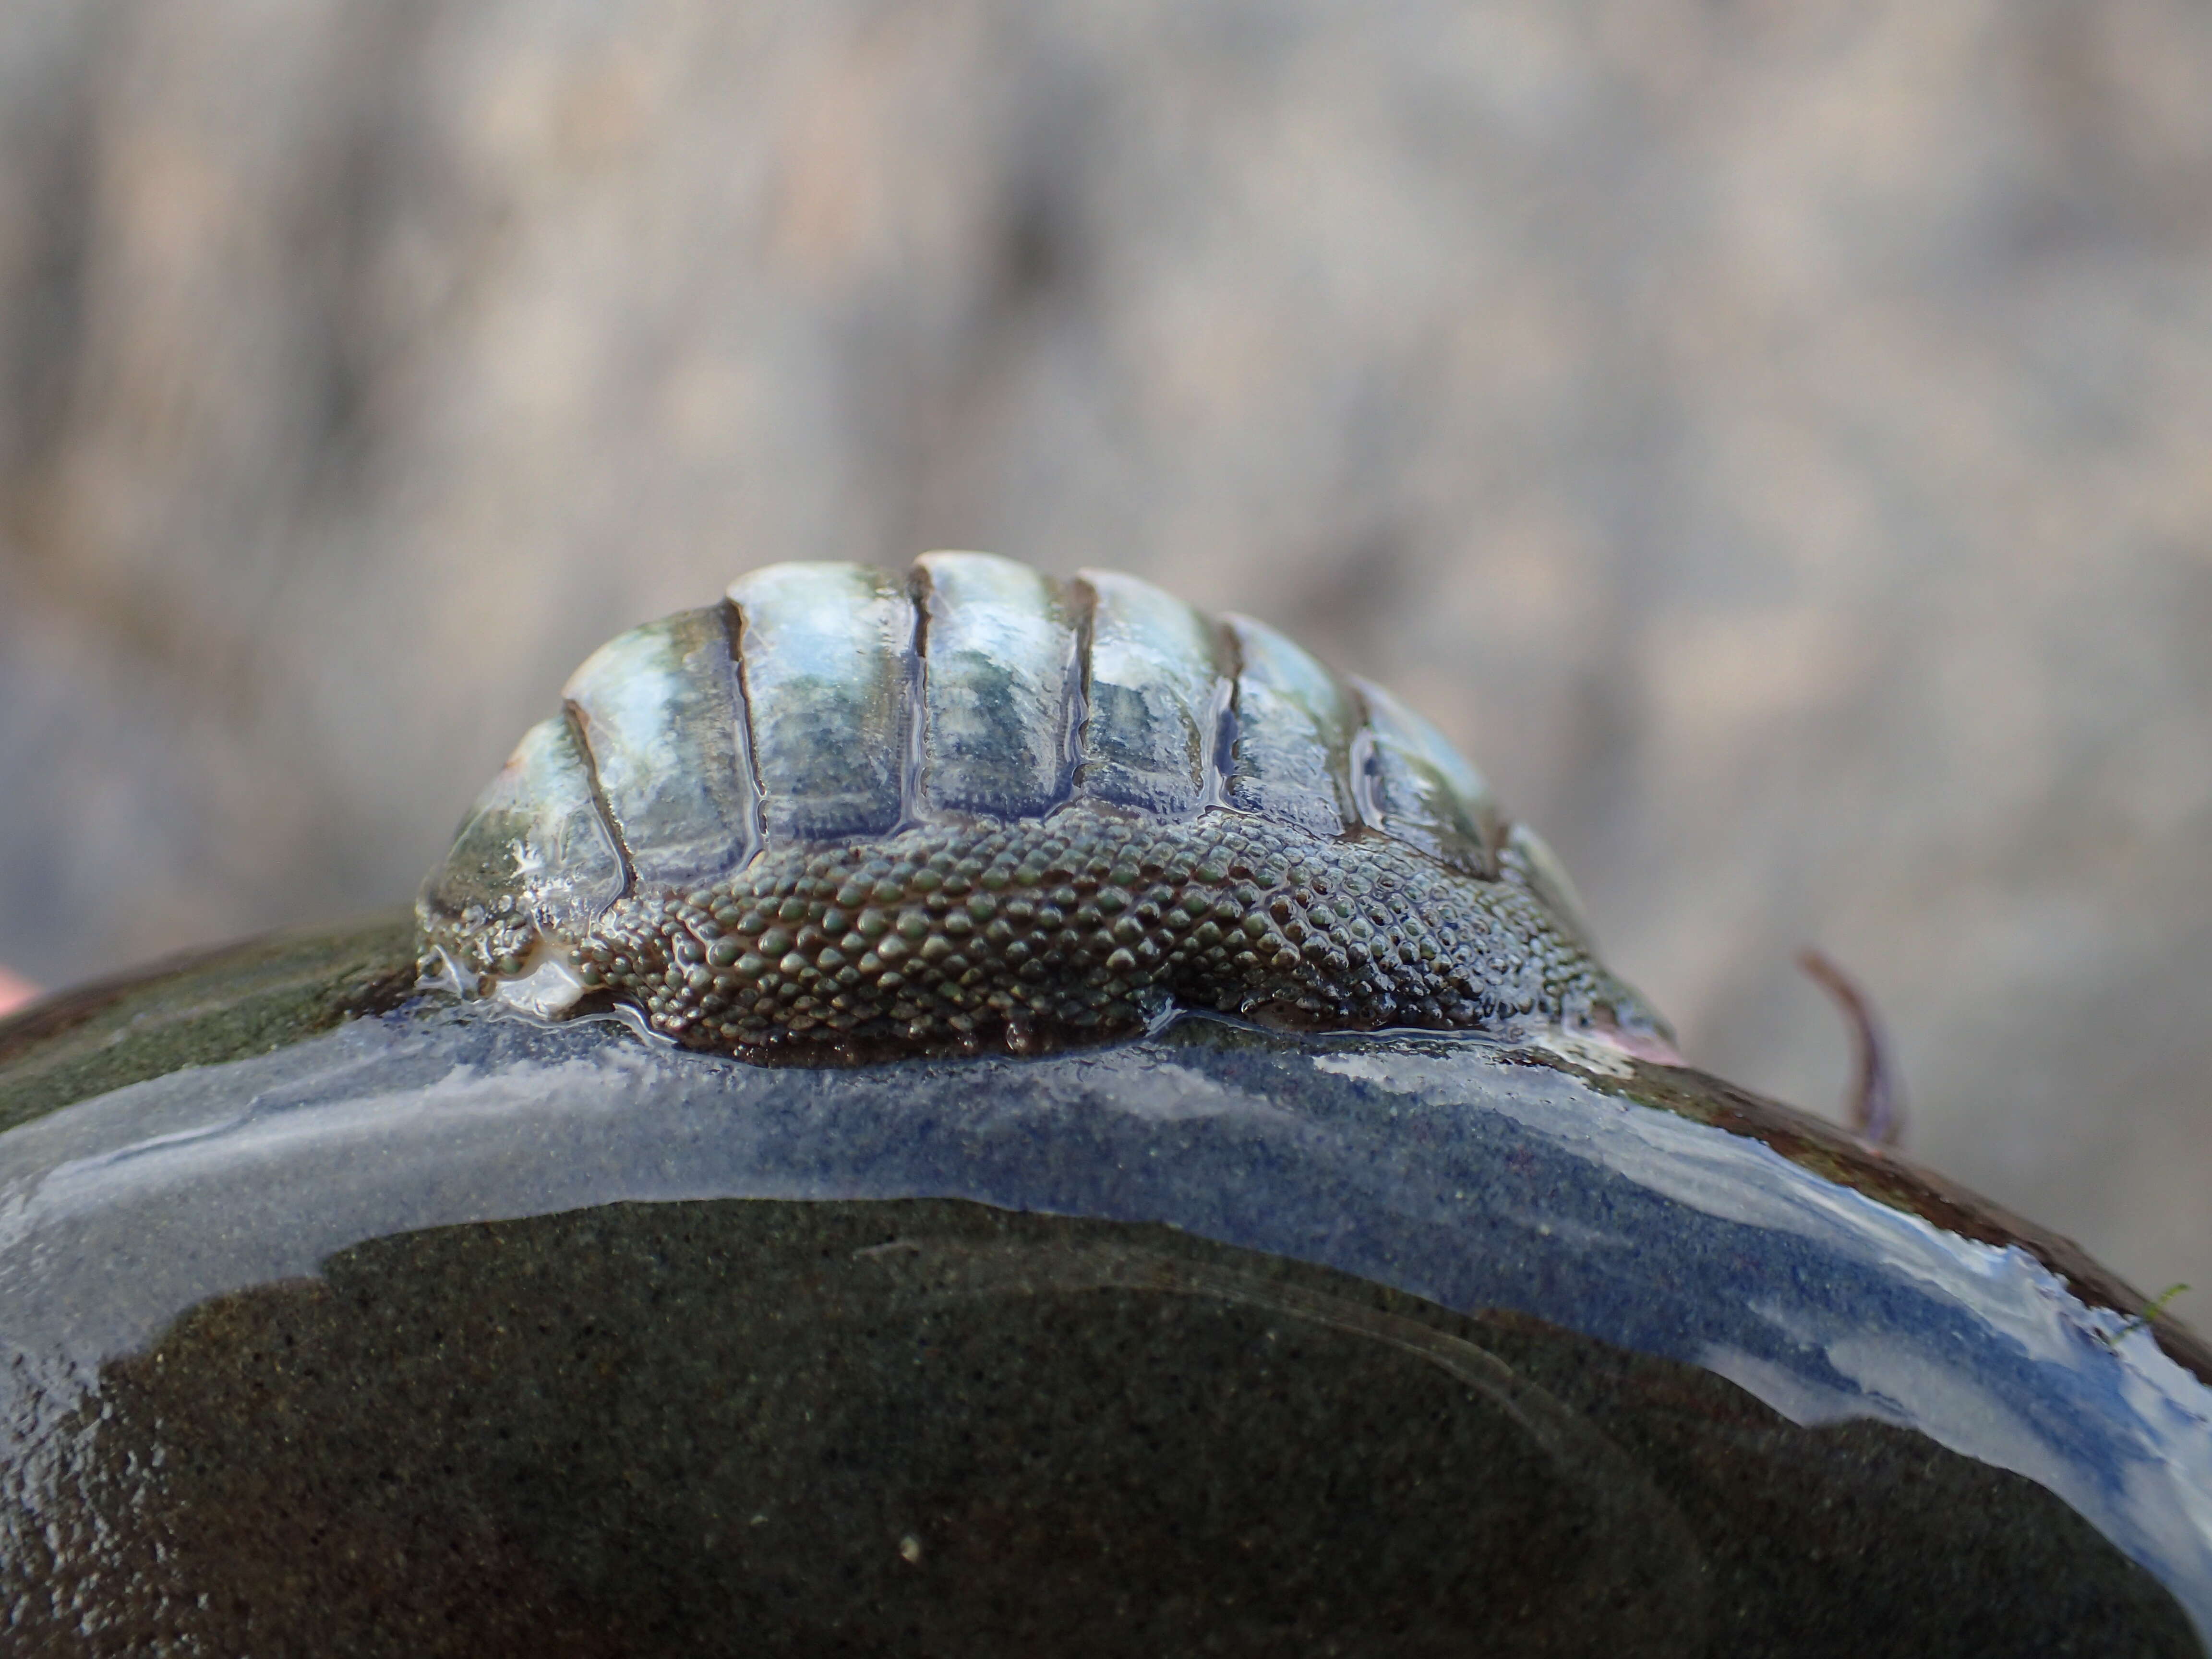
1 925 2208 1654
6 1200 2195 1658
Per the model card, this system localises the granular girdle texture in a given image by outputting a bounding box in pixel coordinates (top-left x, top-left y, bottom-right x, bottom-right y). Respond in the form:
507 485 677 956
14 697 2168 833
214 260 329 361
578 804 1626 1058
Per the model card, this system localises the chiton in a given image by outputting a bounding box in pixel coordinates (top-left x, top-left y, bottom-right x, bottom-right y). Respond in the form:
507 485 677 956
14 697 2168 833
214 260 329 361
419 552 1671 1062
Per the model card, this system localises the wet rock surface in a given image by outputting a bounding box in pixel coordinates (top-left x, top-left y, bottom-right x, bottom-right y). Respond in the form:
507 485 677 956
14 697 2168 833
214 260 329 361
2 927 2208 1651
5 1199 2197 1658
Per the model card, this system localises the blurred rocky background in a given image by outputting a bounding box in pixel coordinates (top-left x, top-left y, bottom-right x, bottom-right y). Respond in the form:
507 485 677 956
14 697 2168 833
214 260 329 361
0 0 2207 1321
